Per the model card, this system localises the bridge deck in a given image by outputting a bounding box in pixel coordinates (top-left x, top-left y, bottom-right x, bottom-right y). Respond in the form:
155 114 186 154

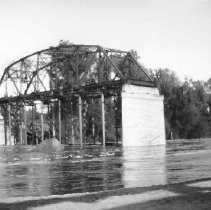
0 80 155 104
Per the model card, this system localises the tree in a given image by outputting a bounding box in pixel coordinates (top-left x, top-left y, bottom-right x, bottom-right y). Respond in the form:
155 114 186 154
150 68 211 139
129 49 140 61
47 41 118 144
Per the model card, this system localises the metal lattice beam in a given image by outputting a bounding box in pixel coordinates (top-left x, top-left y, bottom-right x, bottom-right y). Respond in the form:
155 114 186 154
0 44 155 104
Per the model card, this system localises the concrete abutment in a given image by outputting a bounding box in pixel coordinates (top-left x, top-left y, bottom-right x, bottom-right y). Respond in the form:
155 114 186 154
121 84 165 146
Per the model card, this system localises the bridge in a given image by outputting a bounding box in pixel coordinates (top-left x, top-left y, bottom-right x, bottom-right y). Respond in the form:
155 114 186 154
0 44 165 146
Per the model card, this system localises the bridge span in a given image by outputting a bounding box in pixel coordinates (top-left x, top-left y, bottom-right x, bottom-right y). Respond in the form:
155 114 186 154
0 44 165 146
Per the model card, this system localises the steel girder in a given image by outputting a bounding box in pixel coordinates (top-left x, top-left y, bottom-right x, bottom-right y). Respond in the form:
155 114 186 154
0 44 154 104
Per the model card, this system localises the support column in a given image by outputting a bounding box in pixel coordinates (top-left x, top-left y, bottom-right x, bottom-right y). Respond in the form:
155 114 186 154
34 104 38 145
40 103 44 142
4 115 7 146
78 95 83 147
23 105 27 145
47 103 50 138
7 104 11 146
92 117 95 145
115 106 118 146
101 93 106 149
20 122 23 145
58 100 61 143
76 53 79 87
51 103 55 137
32 105 35 144
71 101 75 145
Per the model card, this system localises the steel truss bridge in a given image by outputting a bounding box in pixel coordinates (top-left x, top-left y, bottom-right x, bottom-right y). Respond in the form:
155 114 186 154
0 44 155 146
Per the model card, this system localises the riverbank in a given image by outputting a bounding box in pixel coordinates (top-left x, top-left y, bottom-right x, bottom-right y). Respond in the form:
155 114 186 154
167 137 211 144
0 177 210 209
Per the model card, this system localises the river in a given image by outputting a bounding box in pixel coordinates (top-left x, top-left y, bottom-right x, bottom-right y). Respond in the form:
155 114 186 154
0 139 210 199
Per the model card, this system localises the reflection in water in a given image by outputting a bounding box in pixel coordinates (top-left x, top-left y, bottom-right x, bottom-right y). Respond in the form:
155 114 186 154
123 146 166 187
48 158 124 195
0 139 210 198
0 146 125 198
0 163 52 198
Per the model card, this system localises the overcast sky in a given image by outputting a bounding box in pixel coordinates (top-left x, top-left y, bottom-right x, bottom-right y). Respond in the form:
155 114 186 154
0 0 210 80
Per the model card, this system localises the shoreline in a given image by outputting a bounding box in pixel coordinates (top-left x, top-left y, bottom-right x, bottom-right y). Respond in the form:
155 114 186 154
0 177 211 210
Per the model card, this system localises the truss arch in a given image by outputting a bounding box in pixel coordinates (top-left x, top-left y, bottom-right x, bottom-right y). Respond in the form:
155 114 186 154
0 44 154 103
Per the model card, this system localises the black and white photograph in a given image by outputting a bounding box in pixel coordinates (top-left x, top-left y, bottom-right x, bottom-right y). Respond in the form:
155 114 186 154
0 0 210 209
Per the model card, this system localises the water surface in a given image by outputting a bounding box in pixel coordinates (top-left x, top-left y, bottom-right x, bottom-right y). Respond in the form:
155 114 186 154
0 139 210 198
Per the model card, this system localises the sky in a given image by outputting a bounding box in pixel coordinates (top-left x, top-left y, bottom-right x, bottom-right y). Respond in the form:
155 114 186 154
0 0 210 81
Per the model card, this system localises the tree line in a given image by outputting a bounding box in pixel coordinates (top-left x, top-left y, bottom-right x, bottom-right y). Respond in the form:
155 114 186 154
150 68 211 139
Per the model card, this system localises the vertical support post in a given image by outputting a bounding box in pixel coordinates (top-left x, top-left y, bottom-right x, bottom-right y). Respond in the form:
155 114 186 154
40 103 44 142
115 96 118 146
76 53 79 87
4 114 8 146
92 117 95 145
171 132 173 140
91 99 95 145
58 99 61 143
7 104 11 145
117 92 122 143
23 104 27 145
71 119 75 145
32 104 35 144
71 101 75 145
101 93 106 149
115 110 118 146
47 103 50 138
78 95 83 147
34 104 38 145
52 103 55 137
4 82 8 145
20 121 23 145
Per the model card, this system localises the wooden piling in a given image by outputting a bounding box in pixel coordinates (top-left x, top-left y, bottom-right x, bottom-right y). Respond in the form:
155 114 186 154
58 100 61 143
52 103 55 137
71 101 75 145
20 122 23 145
34 104 38 145
47 103 50 138
78 95 83 147
101 93 105 149
8 104 11 145
40 103 44 142
23 105 27 145
32 105 34 144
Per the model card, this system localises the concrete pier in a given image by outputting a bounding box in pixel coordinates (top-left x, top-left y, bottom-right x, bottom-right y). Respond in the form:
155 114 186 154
121 84 165 146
